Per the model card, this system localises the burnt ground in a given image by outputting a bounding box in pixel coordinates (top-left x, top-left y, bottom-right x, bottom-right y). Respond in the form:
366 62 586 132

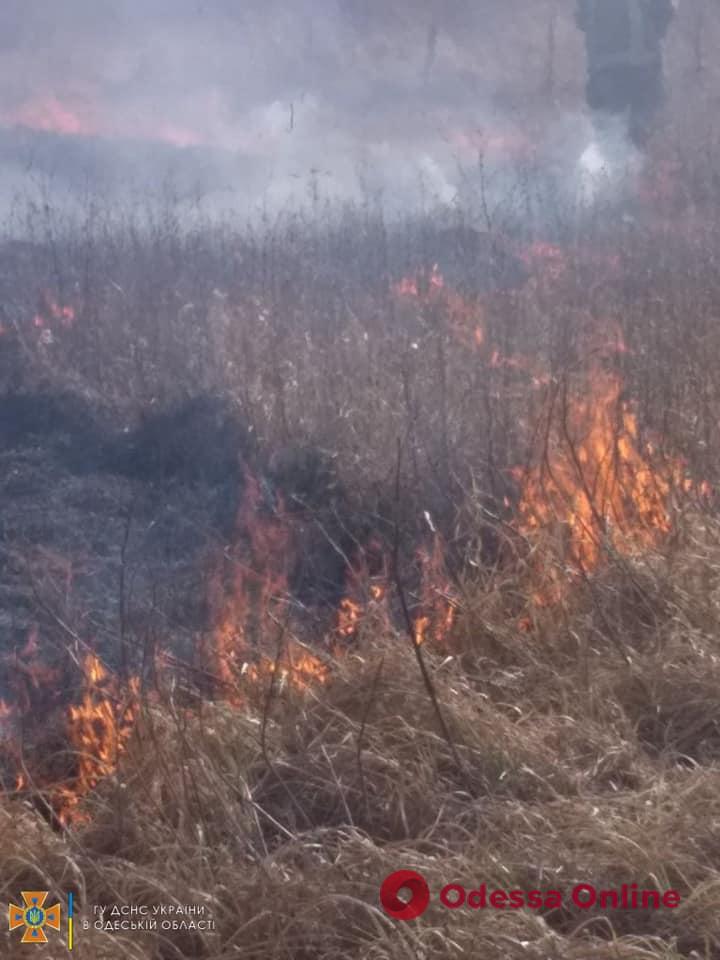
0 401 224 688
0 391 359 718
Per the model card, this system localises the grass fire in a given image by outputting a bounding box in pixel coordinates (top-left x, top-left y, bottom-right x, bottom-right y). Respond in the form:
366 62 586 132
2 2 720 959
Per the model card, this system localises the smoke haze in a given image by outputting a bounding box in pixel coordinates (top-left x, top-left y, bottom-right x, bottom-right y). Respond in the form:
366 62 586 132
0 0 597 212
0 1 714 214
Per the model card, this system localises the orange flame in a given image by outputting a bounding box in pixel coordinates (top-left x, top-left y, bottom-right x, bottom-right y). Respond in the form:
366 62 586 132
242 643 329 693
413 535 456 648
9 96 93 137
33 293 76 330
515 361 691 601
393 263 445 299
337 597 363 639
333 538 390 647
0 699 14 730
2 95 204 149
208 470 328 700
58 654 139 824
207 470 289 698
393 265 486 351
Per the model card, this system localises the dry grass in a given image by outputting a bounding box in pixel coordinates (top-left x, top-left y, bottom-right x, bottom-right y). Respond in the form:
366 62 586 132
2 518 720 958
3 129 720 956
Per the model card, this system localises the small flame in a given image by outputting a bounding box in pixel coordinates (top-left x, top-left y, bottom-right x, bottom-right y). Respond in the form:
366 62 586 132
393 266 486 352
393 264 445 298
58 653 139 824
242 643 329 693
2 95 205 149
33 293 76 331
413 615 430 647
8 96 92 137
337 597 363 639
412 535 456 649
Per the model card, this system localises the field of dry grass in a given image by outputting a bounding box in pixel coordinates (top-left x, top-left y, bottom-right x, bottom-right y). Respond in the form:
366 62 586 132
2 134 720 958
2 535 720 959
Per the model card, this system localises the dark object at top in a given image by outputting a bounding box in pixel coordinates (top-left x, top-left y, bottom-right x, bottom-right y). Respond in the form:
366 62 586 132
576 0 674 73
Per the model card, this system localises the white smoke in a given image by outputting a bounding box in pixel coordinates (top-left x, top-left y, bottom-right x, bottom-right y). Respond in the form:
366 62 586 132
577 114 645 206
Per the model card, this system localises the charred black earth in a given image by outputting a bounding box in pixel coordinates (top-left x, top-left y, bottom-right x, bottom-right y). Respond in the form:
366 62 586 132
0 391 356 688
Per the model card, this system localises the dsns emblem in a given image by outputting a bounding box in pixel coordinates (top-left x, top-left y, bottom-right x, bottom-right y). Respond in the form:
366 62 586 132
9 891 62 944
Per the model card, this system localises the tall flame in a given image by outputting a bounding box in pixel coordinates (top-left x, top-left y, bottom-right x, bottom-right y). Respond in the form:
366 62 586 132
58 654 139 824
208 470 328 699
515 361 687 595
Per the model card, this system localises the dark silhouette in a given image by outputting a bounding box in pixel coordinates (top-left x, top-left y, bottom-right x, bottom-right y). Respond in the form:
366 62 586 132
576 0 675 148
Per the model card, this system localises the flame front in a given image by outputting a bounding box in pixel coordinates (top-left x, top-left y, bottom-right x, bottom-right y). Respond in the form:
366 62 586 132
2 255 712 827
515 362 686 594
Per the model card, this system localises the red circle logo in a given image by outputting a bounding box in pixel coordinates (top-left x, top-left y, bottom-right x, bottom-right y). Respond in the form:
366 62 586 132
380 870 430 921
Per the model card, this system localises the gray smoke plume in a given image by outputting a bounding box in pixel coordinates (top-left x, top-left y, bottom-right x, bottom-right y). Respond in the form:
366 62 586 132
0 1 691 217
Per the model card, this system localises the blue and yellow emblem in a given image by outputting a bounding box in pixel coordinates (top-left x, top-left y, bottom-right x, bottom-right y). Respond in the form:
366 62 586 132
9 891 61 944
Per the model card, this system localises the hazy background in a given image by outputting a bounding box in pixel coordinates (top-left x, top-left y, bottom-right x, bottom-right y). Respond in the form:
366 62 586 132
0 1 717 215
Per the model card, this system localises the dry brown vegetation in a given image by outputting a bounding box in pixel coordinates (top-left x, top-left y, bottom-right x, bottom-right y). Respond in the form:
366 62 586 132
2 125 720 960
3 545 720 959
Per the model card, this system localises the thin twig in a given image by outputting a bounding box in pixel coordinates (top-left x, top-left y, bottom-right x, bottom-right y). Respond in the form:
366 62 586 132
391 438 474 797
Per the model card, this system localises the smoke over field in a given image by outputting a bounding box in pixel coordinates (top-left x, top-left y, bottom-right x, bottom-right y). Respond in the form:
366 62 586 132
2 3 720 959
0 0 662 210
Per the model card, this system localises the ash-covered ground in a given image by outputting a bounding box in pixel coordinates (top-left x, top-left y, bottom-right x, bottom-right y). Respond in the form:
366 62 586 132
0 391 363 678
